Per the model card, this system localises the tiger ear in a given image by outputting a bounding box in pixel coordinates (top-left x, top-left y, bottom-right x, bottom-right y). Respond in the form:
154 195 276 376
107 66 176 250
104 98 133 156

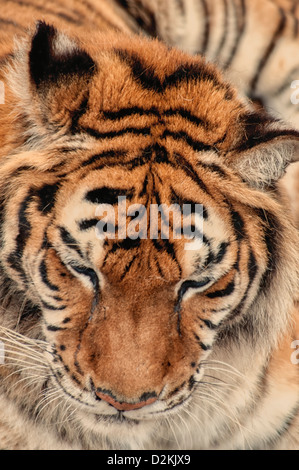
29 21 95 90
228 112 299 189
7 21 97 135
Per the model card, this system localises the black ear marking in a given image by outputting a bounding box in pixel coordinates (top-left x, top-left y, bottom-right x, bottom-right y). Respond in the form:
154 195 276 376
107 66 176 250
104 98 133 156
29 20 96 88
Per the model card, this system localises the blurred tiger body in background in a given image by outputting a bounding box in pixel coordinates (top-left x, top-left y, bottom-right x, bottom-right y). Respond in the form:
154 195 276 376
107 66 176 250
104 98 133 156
0 0 298 450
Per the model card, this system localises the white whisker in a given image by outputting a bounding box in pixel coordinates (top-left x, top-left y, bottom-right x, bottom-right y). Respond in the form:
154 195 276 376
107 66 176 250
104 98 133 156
0 338 46 359
34 390 65 421
1 348 48 366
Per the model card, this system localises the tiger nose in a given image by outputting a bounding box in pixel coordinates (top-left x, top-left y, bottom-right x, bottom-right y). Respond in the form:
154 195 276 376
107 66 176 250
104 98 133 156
96 391 157 411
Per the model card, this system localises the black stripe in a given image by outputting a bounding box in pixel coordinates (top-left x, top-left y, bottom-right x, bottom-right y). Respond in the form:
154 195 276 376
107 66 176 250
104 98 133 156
108 238 141 255
153 238 182 275
255 209 280 289
39 259 59 291
227 248 258 321
155 257 164 278
247 249 258 284
230 209 245 241
87 145 164 172
82 144 217 180
153 143 169 164
177 278 211 303
224 0 246 69
119 254 136 281
70 96 90 134
237 128 299 152
115 49 224 92
78 218 99 231
165 64 223 91
214 0 228 59
139 391 158 402
114 0 157 36
6 189 36 280
194 333 211 351
125 143 169 169
188 375 196 391
102 106 159 120
59 227 84 259
115 49 164 93
197 161 227 178
82 150 127 168
200 0 210 54
162 129 217 154
70 264 99 294
206 279 235 298
174 153 210 194
164 108 213 130
215 241 229 263
41 300 66 311
202 248 215 270
36 182 60 213
170 187 208 218
199 342 211 351
235 111 299 152
167 381 187 399
200 318 219 330
46 324 67 331
275 400 299 440
85 187 134 205
14 191 34 253
123 153 152 170
102 106 214 130
101 238 138 270
82 126 151 140
251 7 286 93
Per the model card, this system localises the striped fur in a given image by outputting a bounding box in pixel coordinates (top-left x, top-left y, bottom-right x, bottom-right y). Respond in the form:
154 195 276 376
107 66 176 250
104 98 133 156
120 0 299 222
0 0 298 450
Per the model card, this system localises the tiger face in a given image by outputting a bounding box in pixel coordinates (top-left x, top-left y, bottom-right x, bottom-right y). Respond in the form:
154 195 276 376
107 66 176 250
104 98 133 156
1 21 299 437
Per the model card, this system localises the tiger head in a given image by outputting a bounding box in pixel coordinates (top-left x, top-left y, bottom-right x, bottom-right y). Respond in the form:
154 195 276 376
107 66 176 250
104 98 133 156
0 22 298 440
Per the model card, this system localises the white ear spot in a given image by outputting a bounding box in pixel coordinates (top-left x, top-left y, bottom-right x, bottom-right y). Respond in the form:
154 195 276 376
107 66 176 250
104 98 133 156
52 33 78 57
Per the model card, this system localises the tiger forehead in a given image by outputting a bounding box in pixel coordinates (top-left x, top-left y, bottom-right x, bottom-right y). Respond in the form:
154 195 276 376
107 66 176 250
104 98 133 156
53 167 233 284
77 40 243 150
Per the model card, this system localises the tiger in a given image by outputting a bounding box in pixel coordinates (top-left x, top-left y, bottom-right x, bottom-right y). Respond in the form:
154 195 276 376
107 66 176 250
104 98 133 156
0 0 298 450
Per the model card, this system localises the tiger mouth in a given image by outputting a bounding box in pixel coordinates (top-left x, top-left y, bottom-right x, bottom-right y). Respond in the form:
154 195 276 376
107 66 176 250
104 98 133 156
50 354 200 419
94 412 140 425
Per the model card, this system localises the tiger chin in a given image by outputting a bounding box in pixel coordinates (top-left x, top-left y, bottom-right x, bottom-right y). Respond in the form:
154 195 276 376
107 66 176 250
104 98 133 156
0 14 298 450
